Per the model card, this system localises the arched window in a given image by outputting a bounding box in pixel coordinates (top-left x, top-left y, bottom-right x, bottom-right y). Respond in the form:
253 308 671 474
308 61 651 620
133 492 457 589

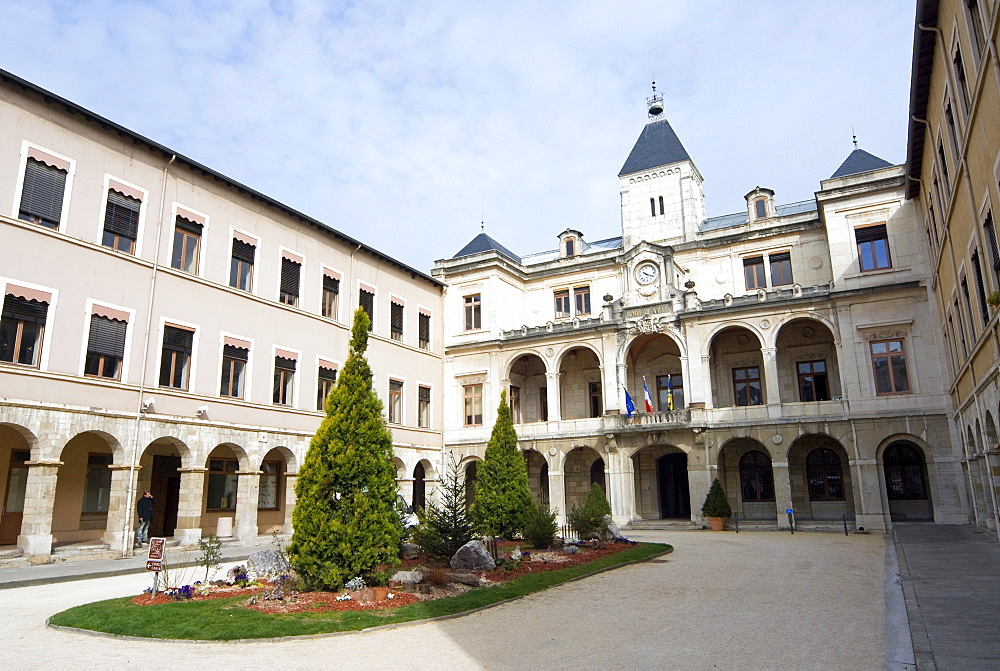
590 457 605 491
540 461 550 505
464 460 478 509
883 443 928 501
412 462 426 510
806 447 845 501
739 450 775 502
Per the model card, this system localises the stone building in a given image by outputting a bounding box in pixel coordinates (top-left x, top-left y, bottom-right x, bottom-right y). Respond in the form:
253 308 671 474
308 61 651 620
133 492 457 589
0 69 444 563
434 89 966 532
905 0 1000 534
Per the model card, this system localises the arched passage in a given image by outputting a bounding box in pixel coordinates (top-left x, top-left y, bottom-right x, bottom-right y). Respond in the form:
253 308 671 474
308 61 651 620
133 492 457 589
631 445 690 520
709 326 765 407
52 431 117 546
508 353 548 423
719 438 775 520
463 459 479 510
563 446 603 511
625 333 684 412
412 461 427 510
202 443 249 537
774 318 840 402
523 450 548 505
559 346 603 419
788 435 855 520
882 441 933 521
138 438 189 538
0 423 35 546
257 447 295 535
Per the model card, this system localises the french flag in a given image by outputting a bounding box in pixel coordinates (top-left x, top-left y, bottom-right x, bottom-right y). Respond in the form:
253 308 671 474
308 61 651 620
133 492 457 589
642 377 654 413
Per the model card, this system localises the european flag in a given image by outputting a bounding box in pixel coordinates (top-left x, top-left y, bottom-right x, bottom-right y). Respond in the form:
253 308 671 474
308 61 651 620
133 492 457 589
623 386 636 417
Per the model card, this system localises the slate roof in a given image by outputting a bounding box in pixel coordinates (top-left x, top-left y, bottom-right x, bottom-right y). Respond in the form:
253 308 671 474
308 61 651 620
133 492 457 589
521 236 623 266
618 118 691 177
699 200 817 233
453 233 521 263
830 148 893 178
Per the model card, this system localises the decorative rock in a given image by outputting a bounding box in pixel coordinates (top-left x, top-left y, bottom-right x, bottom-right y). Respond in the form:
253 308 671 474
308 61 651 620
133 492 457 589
450 540 497 572
563 544 580 555
390 569 424 585
603 515 622 540
448 572 481 587
399 542 420 560
247 549 290 577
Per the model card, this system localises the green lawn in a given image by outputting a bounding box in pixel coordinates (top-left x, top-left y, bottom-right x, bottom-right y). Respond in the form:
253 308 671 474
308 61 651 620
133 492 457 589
49 542 670 640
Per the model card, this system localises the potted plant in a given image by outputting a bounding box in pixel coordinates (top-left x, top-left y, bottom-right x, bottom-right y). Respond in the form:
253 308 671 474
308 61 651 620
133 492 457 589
987 290 1000 309
701 478 732 531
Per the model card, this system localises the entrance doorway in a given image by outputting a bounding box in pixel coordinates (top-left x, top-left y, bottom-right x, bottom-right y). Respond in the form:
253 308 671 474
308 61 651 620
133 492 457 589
149 455 180 537
657 453 690 518
0 450 29 544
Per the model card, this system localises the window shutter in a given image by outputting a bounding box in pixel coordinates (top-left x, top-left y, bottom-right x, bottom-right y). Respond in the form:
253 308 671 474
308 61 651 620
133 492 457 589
855 224 887 244
19 158 66 226
418 386 430 403
231 239 255 263
163 325 194 353
391 302 403 333
280 258 301 297
223 344 249 361
87 315 127 358
318 366 337 382
104 190 140 239
323 275 339 293
419 313 430 342
175 215 203 235
275 356 297 372
359 289 374 323
2 294 49 322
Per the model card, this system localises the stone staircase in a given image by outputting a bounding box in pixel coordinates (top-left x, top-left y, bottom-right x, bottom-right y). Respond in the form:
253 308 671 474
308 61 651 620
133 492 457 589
624 519 705 532
625 518 860 534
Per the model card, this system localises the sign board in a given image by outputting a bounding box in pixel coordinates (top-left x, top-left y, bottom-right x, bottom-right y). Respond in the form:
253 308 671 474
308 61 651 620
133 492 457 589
145 537 166 572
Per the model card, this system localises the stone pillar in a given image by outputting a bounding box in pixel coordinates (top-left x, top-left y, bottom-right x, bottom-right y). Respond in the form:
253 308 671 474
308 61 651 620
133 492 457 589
398 478 414 510
173 467 207 546
700 354 714 408
849 458 887 532
17 460 61 563
282 473 297 535
616 363 629 415
606 447 635 525
761 347 781 405
772 460 794 528
545 372 562 422
548 456 567 526
104 464 140 554
235 470 261 544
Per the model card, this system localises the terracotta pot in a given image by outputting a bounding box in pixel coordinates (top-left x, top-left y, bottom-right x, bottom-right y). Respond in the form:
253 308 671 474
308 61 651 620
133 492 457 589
373 586 390 601
707 516 726 531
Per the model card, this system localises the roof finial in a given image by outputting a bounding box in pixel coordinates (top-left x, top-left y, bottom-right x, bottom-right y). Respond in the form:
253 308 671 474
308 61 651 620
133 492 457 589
646 79 664 119
852 126 858 149
481 214 485 233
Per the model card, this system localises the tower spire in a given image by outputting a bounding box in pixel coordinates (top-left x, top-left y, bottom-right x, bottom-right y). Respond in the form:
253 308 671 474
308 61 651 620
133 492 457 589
646 80 664 119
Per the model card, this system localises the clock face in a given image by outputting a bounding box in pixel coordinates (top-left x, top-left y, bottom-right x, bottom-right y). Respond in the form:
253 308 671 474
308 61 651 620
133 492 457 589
636 263 659 285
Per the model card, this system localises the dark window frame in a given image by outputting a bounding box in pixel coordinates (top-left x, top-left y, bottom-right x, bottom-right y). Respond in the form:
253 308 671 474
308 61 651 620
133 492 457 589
743 256 766 290
855 224 892 272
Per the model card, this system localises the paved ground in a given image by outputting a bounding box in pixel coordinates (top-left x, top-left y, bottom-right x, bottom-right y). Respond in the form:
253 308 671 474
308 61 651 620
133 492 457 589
0 530 886 670
894 523 1000 670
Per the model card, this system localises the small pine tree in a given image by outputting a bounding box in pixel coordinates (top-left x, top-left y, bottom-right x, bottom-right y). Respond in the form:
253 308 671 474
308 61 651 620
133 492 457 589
567 483 612 538
287 307 401 590
522 499 559 549
585 482 612 518
413 453 476 557
473 390 533 540
701 478 733 518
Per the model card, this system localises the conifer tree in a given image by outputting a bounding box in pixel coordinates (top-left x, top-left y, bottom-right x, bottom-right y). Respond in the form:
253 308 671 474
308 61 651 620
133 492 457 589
287 307 401 589
473 390 533 540
413 453 475 557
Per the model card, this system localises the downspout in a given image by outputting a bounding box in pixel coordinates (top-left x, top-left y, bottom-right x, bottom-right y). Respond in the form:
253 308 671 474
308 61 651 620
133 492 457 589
121 154 175 558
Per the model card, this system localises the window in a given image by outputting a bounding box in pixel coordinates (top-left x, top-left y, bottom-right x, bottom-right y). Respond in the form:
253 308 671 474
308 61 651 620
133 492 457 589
84 315 126 380
317 364 337 410
954 48 970 113
938 140 950 184
0 292 48 367
870 339 910 395
102 190 140 253
322 274 339 319
19 157 66 229
806 448 845 501
82 453 113 513
171 215 202 274
509 385 521 423
230 239 255 292
732 366 762 406
388 379 403 424
206 459 238 510
418 312 431 350
258 461 281 510
650 197 656 217
768 252 792 286
961 275 977 339
743 256 766 290
280 257 301 306
739 451 775 502
359 287 375 330
565 238 575 256
984 211 1000 287
964 0 986 61
418 385 430 428
390 301 404 342
159 324 193 389
754 199 766 219
796 360 829 401
554 289 571 318
589 381 602 418
273 355 296 405
220 343 248 398
944 101 960 163
656 374 684 410
574 286 591 316
883 443 928 501
855 224 891 271
463 383 483 426
955 297 969 357
659 196 665 215
463 294 481 330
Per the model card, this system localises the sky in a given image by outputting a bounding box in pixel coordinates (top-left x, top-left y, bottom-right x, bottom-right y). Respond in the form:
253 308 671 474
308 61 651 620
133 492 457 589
0 1 917 273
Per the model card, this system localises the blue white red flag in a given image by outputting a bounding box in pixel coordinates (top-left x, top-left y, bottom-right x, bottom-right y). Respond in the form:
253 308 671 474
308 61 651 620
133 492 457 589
642 377 654 413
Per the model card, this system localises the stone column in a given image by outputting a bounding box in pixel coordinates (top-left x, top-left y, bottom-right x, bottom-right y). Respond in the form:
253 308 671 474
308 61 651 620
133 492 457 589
700 354 714 408
104 464 140 554
282 473 297 535
545 372 562 422
761 347 780 405
616 363 629 415
173 467 207 546
235 470 261 544
606 447 635 525
772 460 794 528
849 458 887 532
548 455 567 526
17 460 61 564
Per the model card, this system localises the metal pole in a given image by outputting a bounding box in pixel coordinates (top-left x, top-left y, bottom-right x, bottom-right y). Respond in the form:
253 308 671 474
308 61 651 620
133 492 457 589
843 513 849 536
734 512 739 533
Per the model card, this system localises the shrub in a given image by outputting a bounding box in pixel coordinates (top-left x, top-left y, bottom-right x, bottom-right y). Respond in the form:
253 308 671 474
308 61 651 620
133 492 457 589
522 499 558 549
701 478 732 518
196 535 222 585
472 390 533 540
567 483 612 538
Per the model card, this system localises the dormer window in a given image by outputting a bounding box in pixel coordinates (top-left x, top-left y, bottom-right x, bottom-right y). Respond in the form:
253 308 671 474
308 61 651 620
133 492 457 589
745 186 775 221
754 199 766 219
558 229 584 258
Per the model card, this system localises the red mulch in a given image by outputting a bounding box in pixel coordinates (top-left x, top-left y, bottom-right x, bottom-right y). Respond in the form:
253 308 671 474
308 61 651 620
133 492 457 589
484 542 633 581
251 590 422 614
131 584 265 606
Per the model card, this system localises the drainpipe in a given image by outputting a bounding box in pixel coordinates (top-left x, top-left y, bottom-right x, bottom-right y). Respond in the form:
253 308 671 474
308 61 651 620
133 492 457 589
121 154 175 558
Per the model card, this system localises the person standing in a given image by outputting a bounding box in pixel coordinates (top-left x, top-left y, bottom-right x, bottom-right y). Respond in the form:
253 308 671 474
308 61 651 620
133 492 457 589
135 491 155 548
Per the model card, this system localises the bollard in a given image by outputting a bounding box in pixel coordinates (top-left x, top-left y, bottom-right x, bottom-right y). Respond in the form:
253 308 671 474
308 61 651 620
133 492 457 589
734 512 739 534
843 513 849 536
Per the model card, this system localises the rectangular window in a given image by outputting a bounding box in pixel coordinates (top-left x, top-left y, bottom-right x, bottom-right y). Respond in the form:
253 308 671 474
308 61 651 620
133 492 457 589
102 190 140 253
418 385 431 428
230 239 255 292
322 275 339 319
171 215 202 274
870 339 910 395
464 294 481 330
391 301 404 342
961 275 977 339
659 196 665 215
984 211 1000 287
359 288 375 330
554 289 571 318
743 256 766 290
565 238 575 256
0 293 48 367
855 224 891 271
463 383 483 426
589 381 602 418
796 360 830 401
418 312 431 350
159 324 193 389
971 250 989 326
317 364 337 411
574 286 591 315
273 355 296 405
650 198 656 217
388 379 403 424
82 453 113 514
509 385 521 423
84 315 126 380
944 101 960 163
938 140 950 184
19 157 66 229
280 257 301 306
656 374 684 410
754 199 767 219
954 48 970 113
964 0 986 60
206 459 238 510
769 252 793 286
732 366 762 406
220 344 248 398
258 461 281 510
955 297 969 357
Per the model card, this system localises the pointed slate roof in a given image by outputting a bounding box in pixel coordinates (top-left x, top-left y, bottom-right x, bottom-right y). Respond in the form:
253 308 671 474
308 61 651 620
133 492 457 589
619 118 691 177
453 233 521 263
830 148 893 178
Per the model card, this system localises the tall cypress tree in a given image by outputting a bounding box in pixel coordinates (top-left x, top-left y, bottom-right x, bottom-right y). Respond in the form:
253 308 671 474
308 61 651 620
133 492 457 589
288 307 401 590
473 390 533 540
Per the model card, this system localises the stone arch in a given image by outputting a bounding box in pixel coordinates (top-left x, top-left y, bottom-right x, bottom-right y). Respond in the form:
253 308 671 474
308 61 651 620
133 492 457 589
625 333 686 412
718 438 775 520
257 446 295 536
630 444 691 520
136 437 191 538
708 325 766 407
503 349 550 377
507 352 549 423
392 456 406 480
461 457 481 509
767 312 839 349
563 446 603 511
554 341 603 368
773 317 841 403
412 459 435 510
0 423 36 545
966 425 978 457
522 449 548 505
202 443 250 537
558 346 604 420
985 411 998 448
703 320 766 353
879 439 933 522
787 434 855 520
52 431 119 546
